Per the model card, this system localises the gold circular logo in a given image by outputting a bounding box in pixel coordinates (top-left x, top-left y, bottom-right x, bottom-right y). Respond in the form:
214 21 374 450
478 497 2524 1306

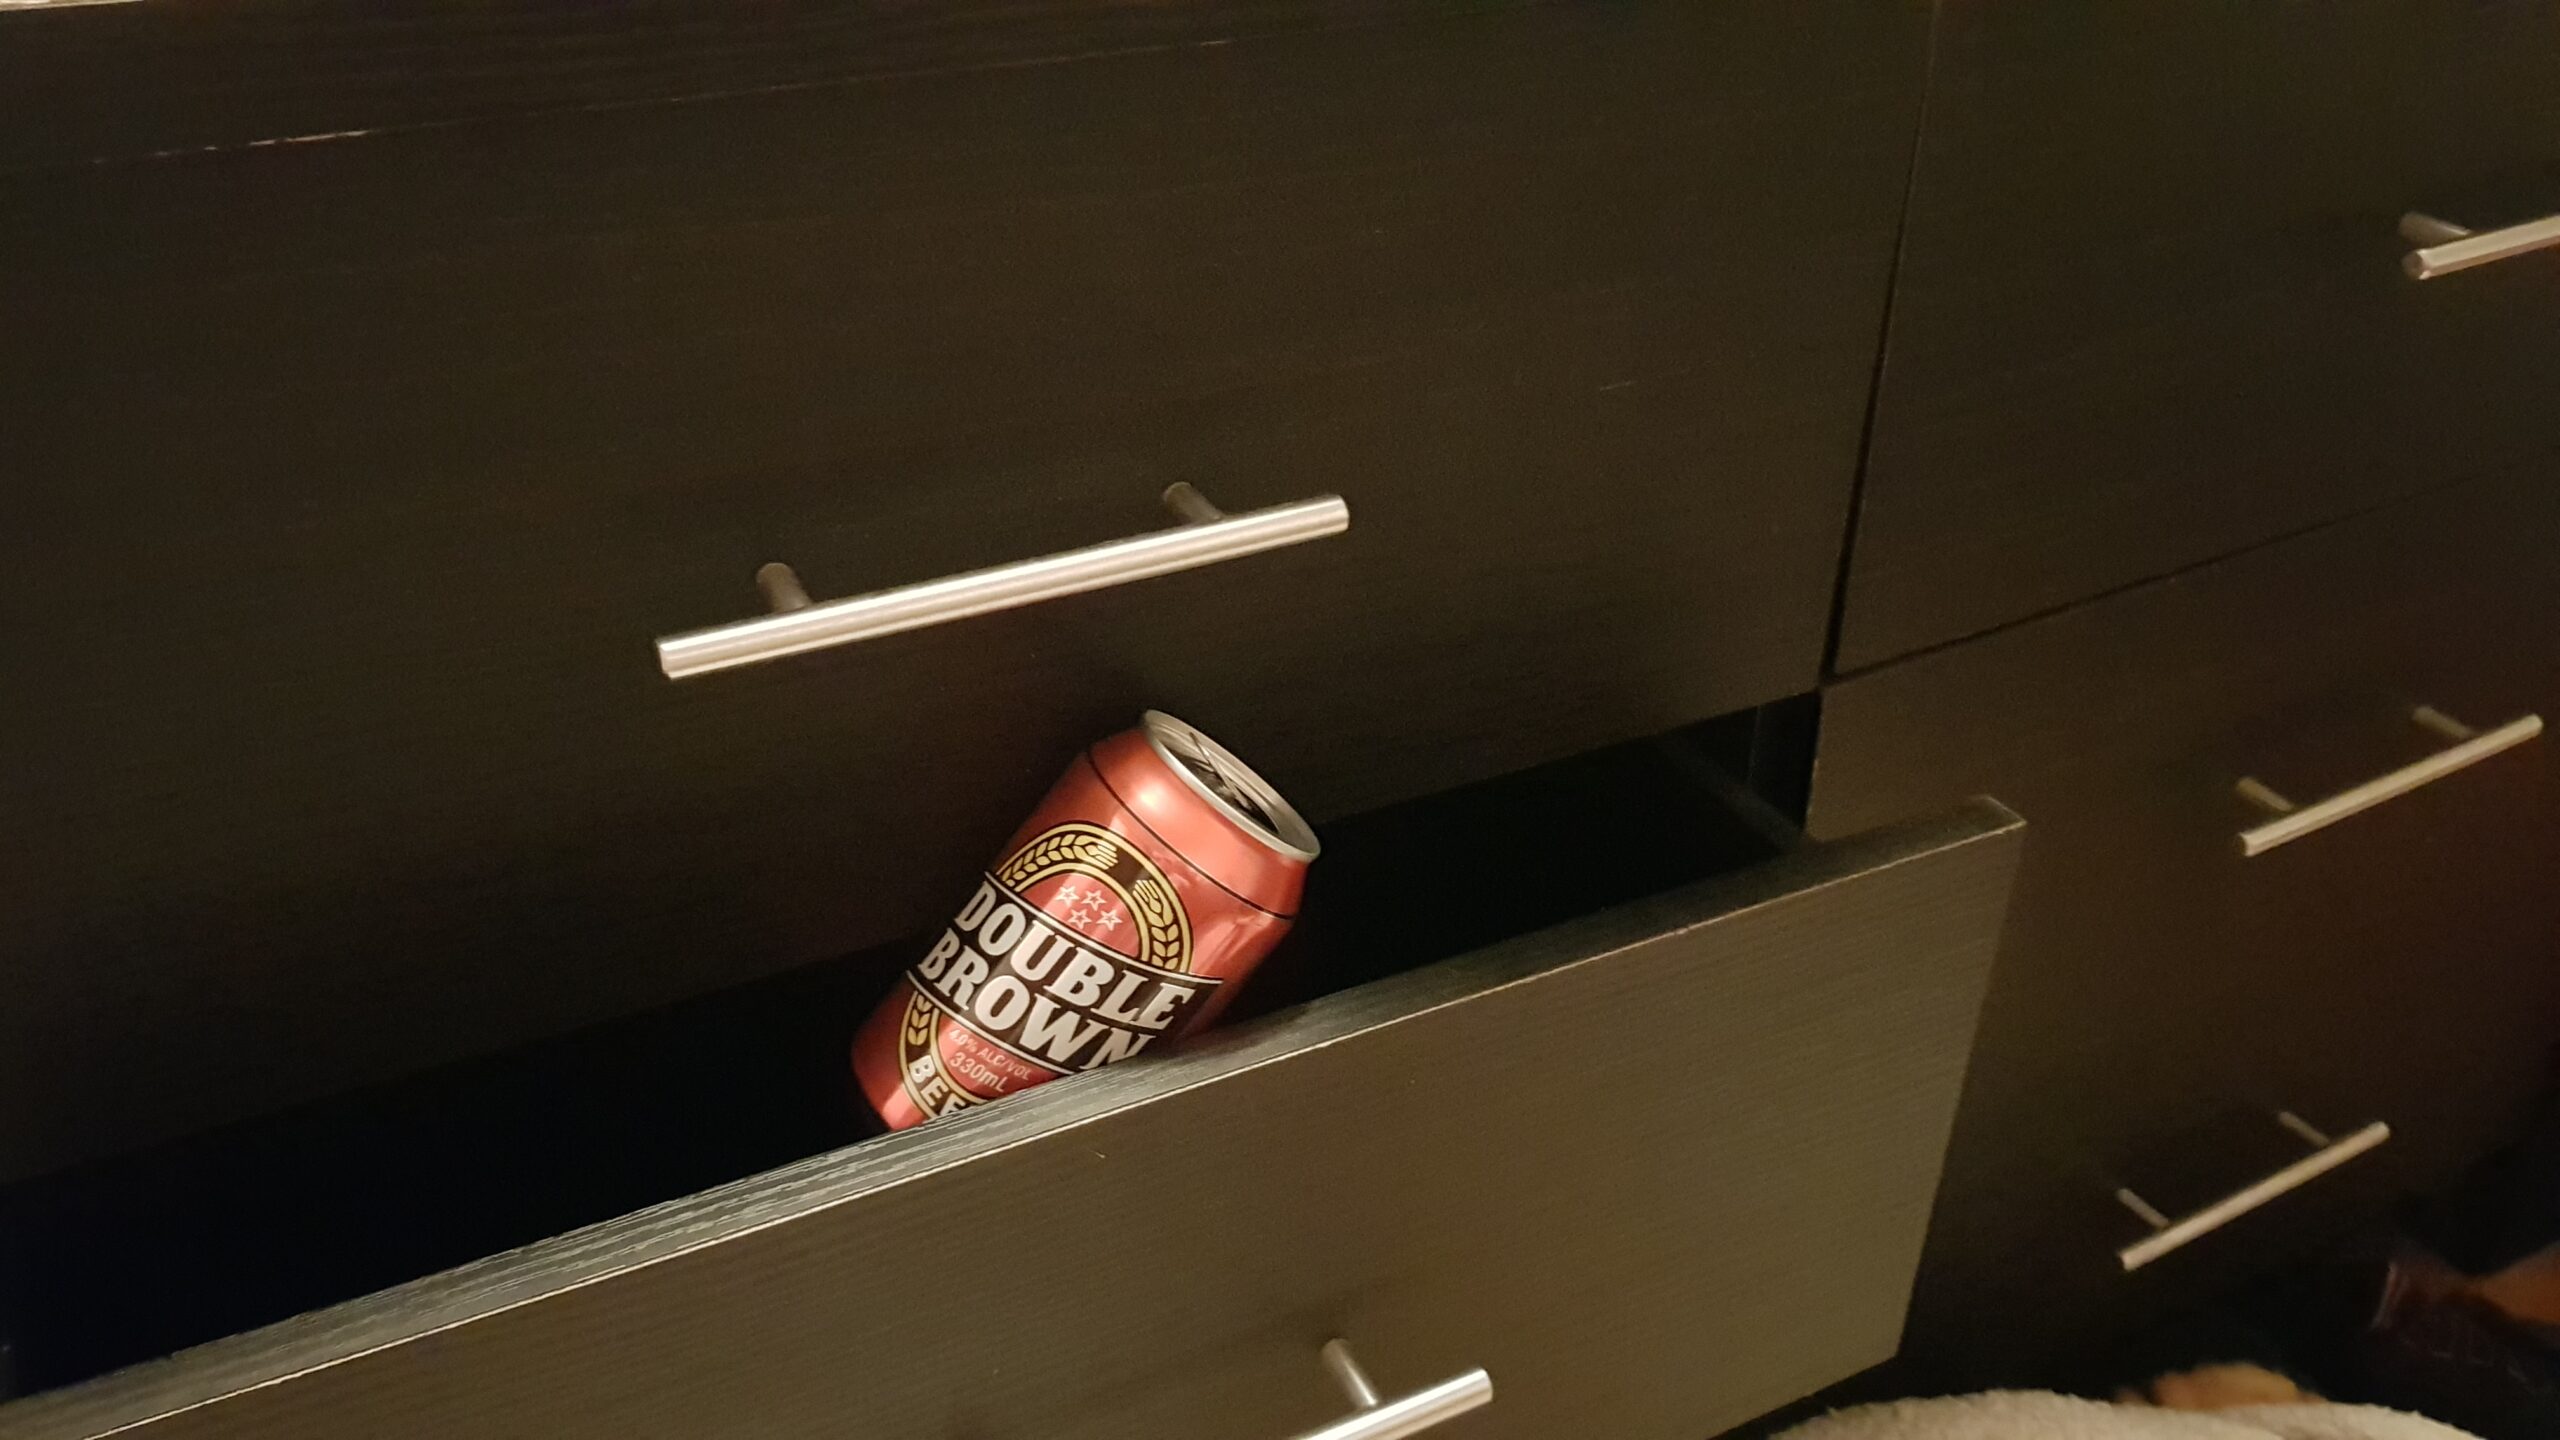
992 822 1192 973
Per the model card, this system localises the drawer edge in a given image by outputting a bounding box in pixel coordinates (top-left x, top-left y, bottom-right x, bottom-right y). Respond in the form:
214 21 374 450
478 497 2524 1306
1 798 2022 1440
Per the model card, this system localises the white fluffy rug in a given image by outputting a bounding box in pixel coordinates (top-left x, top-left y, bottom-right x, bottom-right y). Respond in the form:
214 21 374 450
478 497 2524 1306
1778 1392 2477 1440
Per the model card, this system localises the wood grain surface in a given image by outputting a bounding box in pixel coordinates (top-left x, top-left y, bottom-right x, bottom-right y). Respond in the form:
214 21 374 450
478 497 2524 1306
0 0 1541 177
0 0 1928 1184
1837 0 2560 670
0 802 2021 1440
1815 463 2560 1381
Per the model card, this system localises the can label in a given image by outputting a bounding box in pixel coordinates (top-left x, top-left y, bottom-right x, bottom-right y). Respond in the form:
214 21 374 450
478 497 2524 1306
855 713 1310 1130
893 822 1219 1119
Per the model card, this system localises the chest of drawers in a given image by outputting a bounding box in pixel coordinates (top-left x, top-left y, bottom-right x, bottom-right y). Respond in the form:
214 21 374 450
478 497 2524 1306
8 0 2560 1430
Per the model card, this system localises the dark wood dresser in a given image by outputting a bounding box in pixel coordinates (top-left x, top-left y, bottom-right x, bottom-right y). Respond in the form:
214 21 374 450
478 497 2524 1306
1 1 2553 1436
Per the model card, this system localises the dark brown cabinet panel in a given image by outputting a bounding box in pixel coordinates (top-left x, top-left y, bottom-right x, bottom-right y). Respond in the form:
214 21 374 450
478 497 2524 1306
1838 0 2560 670
0 804 2021 1440
0 1 1529 177
0 1 1927 1184
1814 465 2560 1379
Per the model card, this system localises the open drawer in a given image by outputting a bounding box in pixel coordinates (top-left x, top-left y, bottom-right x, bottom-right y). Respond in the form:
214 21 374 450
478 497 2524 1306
0 743 2019 1440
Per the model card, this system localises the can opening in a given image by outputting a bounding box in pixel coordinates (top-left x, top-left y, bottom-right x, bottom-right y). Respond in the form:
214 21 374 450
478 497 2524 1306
1139 711 1320 861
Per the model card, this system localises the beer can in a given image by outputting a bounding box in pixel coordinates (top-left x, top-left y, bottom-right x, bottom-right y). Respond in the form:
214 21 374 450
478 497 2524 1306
852 711 1317 1129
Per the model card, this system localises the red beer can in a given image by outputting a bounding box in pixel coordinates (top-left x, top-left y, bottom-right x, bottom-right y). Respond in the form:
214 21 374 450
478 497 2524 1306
853 711 1317 1129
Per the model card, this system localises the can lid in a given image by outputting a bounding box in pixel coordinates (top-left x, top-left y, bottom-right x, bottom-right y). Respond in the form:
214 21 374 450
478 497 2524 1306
1139 711 1320 862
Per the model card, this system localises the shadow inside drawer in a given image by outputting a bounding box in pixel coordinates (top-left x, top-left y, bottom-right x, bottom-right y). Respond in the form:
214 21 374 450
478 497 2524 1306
0 729 1779 1399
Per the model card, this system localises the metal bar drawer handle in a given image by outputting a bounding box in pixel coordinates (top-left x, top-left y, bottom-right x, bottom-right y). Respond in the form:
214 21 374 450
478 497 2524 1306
2234 706 2542 857
2116 1113 2392 1272
1284 1340 1493 1440
654 483 1349 680
2401 210 2560 280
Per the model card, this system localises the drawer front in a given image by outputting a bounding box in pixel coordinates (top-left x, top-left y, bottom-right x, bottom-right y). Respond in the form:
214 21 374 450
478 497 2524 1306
1838 0 2560 669
1814 465 2560 1379
0 805 2022 1440
0 1 1927 1183
0 3 1539 175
